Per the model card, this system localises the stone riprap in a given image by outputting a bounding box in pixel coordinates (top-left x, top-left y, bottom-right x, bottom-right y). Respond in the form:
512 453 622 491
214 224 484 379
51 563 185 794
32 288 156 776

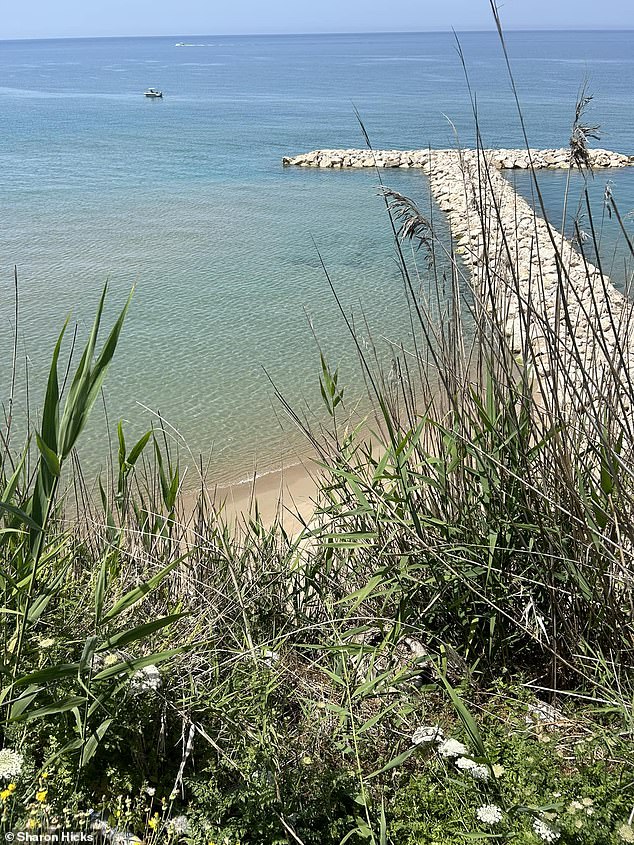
282 147 634 169
284 146 634 410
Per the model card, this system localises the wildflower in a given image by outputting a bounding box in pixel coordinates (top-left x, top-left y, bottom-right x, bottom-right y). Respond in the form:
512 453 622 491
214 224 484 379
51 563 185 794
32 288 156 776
148 813 160 831
438 738 468 758
618 823 634 843
0 789 11 801
533 817 560 843
91 820 110 835
145 787 156 797
0 749 24 781
130 665 162 693
455 756 489 780
471 764 490 781
104 654 119 667
476 804 503 825
168 816 189 835
412 725 444 745
169 791 178 802
36 789 48 803
111 834 143 845
492 763 505 778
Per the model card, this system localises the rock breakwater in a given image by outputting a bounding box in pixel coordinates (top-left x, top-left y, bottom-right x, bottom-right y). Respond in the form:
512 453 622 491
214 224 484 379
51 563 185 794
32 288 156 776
282 147 633 170
285 146 634 411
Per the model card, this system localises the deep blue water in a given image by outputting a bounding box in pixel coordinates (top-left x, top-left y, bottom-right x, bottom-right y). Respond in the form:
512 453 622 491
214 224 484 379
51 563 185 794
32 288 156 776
1 31 633 483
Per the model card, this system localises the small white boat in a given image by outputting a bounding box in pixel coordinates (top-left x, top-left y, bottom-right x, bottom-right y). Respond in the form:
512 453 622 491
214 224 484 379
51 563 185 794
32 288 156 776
144 88 163 98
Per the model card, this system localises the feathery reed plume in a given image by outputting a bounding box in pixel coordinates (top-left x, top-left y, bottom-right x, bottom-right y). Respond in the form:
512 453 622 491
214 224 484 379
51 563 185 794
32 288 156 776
379 187 434 255
569 82 601 169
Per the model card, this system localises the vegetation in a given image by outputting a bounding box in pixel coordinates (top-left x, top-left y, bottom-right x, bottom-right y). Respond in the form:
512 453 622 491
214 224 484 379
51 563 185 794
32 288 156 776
0 20 633 845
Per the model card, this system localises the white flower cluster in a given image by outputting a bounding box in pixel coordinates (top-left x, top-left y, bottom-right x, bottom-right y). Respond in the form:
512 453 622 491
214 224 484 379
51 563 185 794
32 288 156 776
168 815 189 835
261 649 280 668
110 832 143 845
130 664 162 693
412 725 444 745
476 804 503 825
568 797 594 816
455 756 489 781
89 811 142 845
618 823 634 843
411 726 490 781
0 748 24 780
533 818 560 843
439 738 468 758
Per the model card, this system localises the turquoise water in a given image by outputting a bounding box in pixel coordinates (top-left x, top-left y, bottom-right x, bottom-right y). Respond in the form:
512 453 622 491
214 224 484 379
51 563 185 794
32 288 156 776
1 31 633 483
509 168 634 293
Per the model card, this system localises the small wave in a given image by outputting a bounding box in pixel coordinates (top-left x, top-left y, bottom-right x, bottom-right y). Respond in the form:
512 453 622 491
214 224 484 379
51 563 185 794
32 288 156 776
357 56 445 63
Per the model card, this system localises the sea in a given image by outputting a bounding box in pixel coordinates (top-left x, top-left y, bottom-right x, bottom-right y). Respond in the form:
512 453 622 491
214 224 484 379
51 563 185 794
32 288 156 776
1 30 633 485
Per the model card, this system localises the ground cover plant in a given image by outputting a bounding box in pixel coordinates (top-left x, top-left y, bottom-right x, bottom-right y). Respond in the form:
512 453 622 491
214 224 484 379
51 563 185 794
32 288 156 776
0 11 633 844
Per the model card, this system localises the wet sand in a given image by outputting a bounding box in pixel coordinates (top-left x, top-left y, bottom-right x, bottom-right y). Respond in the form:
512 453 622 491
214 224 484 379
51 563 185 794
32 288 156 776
183 456 321 534
219 458 320 532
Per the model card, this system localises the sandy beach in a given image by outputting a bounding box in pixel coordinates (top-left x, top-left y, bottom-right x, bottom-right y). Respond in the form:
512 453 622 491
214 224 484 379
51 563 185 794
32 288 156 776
204 455 320 533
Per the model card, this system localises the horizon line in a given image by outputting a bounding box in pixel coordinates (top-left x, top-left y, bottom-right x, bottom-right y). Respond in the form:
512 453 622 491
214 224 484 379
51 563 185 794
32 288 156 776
2 26 634 42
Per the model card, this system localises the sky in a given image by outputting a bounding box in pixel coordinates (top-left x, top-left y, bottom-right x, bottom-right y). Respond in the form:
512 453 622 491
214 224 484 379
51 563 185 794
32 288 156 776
2 0 633 40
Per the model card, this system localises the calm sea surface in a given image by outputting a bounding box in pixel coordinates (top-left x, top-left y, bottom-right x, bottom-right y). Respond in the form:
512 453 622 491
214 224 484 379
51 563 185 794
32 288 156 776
1 31 633 483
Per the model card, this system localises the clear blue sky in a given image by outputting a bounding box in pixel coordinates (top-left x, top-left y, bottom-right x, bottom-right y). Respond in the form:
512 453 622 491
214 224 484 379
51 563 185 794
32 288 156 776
3 0 633 40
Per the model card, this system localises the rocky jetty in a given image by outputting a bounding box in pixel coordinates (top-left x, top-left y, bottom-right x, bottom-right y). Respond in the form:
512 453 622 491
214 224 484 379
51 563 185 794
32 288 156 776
282 147 634 169
284 146 634 410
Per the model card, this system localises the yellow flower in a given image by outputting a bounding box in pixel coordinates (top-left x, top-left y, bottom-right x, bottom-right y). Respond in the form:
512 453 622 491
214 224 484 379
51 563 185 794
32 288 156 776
36 789 48 803
8 784 16 793
41 772 49 779
0 789 11 801
26 819 37 830
148 813 160 831
491 764 505 778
